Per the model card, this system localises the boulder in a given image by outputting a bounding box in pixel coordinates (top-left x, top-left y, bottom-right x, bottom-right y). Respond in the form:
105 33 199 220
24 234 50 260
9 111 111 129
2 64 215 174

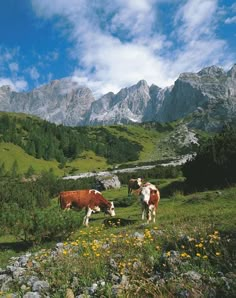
95 174 121 190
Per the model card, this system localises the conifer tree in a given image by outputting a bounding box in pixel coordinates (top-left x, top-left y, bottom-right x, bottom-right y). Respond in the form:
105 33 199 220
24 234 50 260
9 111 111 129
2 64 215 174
11 160 19 178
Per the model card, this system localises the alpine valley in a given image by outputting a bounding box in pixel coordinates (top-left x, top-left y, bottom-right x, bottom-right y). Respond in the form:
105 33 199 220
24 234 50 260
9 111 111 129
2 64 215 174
0 64 236 131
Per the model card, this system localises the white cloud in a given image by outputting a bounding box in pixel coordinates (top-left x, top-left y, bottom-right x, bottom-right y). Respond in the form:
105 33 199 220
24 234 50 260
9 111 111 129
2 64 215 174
0 48 28 91
28 66 40 80
0 47 19 70
225 16 236 24
9 62 19 73
231 3 236 11
14 79 28 91
47 72 53 82
31 0 235 96
175 0 218 41
0 77 28 91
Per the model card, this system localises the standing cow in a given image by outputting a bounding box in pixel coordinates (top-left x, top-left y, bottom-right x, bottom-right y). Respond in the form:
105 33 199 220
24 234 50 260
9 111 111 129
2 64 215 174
59 189 115 226
140 183 160 223
128 177 143 196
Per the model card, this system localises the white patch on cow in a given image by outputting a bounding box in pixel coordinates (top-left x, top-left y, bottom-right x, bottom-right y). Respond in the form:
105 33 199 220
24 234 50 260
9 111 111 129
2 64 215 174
89 189 101 195
84 208 93 226
149 204 155 211
65 202 72 210
140 186 151 205
137 178 142 186
110 201 115 217
93 206 101 212
144 182 157 189
142 209 146 220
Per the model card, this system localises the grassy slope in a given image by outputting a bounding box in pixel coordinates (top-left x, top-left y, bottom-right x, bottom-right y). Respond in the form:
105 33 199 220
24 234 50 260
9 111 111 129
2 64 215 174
88 180 236 234
0 143 63 176
0 111 213 176
0 181 235 296
105 125 174 162
0 116 182 175
68 150 109 173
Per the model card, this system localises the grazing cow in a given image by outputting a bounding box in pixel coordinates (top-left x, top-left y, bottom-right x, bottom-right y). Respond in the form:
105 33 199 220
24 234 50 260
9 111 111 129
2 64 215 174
128 178 143 196
140 183 160 223
59 189 115 226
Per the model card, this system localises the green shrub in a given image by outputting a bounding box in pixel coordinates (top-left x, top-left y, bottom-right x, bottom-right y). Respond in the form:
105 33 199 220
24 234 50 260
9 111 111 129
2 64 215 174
27 206 83 243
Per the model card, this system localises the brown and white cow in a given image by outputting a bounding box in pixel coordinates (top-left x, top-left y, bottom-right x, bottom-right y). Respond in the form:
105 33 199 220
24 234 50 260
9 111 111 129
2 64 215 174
59 189 115 226
128 177 143 196
139 183 160 223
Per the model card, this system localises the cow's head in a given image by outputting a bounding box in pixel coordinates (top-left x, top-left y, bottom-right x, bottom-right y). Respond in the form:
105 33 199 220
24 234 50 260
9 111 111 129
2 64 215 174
105 201 115 217
137 178 143 186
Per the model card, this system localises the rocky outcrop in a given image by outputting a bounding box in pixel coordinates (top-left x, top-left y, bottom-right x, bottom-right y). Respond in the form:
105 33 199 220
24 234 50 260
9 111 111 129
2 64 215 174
1 231 235 297
95 174 121 190
86 80 154 125
0 79 95 126
158 65 236 131
0 64 236 130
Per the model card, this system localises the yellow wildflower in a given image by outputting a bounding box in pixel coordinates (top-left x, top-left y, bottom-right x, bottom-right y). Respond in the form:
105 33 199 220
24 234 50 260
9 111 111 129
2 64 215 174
166 251 171 257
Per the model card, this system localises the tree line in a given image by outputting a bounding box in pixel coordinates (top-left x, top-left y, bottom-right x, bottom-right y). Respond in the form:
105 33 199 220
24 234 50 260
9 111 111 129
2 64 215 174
0 113 142 165
182 124 236 189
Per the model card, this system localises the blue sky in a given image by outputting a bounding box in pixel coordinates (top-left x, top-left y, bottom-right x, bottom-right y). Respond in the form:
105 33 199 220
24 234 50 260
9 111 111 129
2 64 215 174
0 0 235 96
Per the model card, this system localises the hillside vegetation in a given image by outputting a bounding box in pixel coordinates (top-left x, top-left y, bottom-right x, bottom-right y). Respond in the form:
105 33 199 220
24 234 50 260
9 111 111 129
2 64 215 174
0 112 198 176
0 120 236 296
0 179 235 297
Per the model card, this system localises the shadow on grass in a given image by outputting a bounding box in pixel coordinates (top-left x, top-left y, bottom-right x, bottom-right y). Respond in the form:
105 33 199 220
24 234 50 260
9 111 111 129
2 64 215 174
160 180 186 197
103 217 137 227
0 241 33 252
159 179 221 197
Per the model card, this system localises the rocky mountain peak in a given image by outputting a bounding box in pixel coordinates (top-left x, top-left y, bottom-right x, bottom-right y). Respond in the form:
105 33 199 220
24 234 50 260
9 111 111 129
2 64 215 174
0 85 13 93
137 79 149 88
0 64 235 130
227 64 236 78
197 65 225 77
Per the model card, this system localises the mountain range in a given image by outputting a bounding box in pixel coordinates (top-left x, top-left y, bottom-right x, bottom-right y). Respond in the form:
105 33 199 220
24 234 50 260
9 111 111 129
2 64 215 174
0 64 235 130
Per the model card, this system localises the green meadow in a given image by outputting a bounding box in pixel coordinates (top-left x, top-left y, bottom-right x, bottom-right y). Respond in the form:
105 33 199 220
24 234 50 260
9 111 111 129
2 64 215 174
0 112 235 296
0 142 63 176
0 179 235 297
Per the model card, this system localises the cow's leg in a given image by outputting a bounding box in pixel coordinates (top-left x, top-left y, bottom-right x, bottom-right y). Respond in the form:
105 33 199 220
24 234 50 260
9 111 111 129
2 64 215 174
141 204 146 220
83 208 93 227
128 187 131 196
147 209 151 223
65 202 72 211
152 209 156 223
